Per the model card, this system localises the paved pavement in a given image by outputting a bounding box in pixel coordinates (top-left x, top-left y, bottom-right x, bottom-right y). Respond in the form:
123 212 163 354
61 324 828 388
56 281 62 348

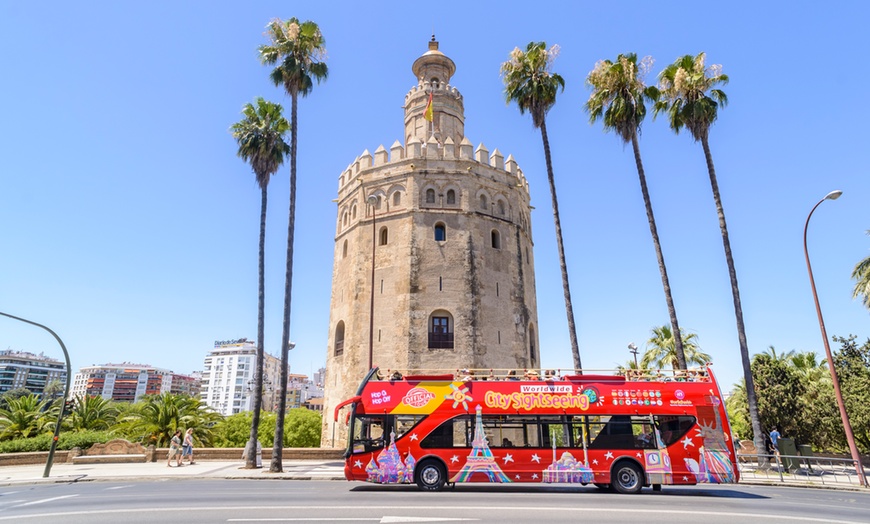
0 459 347 486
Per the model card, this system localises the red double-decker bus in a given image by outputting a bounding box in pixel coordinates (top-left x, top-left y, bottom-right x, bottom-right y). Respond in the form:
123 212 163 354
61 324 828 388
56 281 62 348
335 366 738 493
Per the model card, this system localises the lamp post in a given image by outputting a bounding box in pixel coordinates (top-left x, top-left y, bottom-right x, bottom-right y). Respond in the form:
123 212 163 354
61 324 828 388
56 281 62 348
0 312 71 478
803 189 867 487
628 343 639 368
367 194 379 370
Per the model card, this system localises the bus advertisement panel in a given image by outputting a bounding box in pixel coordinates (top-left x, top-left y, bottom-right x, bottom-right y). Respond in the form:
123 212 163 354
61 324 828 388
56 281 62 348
337 367 738 494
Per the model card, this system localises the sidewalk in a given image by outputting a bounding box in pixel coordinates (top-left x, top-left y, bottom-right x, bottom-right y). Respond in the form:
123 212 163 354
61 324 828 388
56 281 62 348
0 459 347 486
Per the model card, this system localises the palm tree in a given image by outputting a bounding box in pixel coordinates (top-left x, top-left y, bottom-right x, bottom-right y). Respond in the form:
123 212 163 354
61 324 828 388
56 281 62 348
0 394 54 440
585 53 687 370
501 42 581 370
114 393 220 447
258 17 328 473
789 350 829 382
642 324 710 369
852 231 870 309
654 52 765 457
65 394 119 431
231 96 291 468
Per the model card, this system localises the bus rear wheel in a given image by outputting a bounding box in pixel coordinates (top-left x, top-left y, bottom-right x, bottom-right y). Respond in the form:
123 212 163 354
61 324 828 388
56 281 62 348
415 460 447 491
611 461 644 495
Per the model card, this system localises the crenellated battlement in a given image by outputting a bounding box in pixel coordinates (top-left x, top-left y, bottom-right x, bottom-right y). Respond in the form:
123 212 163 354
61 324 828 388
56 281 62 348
404 79 463 104
337 138 529 195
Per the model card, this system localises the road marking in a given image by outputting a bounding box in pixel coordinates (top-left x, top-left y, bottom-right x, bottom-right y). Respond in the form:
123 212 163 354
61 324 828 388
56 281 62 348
228 518 478 523
104 485 134 490
10 494 79 508
0 505 864 523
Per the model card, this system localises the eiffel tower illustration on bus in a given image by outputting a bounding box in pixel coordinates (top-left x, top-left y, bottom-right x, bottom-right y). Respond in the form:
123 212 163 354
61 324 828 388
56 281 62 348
450 405 512 483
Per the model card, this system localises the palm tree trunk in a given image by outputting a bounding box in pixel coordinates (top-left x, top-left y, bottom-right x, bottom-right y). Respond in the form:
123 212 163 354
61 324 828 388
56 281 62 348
700 135 764 455
539 119 581 370
245 185 268 469
630 131 686 370
271 91 298 472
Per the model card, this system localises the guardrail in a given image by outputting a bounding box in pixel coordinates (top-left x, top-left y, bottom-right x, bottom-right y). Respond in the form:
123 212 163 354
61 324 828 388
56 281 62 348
737 453 869 488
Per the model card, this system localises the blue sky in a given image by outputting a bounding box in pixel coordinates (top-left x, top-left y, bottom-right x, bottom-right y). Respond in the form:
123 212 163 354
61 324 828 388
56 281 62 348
1 1 868 391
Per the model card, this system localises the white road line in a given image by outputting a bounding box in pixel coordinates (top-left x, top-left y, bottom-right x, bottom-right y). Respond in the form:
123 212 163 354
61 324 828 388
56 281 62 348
10 494 79 508
104 485 134 490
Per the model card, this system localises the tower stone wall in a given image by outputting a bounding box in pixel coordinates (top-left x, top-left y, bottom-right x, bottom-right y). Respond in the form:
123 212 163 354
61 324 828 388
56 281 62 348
322 39 539 447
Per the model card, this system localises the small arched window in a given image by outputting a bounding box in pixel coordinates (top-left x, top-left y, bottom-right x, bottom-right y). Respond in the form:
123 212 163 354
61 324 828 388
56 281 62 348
351 205 357 220
479 195 487 210
498 200 506 215
446 189 456 205
342 239 348 259
393 192 401 206
334 321 345 356
491 230 501 249
434 223 446 242
426 188 436 204
379 227 388 246
529 324 536 364
342 212 348 227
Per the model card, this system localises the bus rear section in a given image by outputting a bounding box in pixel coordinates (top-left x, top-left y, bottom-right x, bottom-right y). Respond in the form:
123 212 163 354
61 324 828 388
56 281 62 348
338 367 738 493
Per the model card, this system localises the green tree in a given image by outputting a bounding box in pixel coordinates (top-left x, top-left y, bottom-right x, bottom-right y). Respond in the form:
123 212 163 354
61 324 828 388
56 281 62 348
65 394 119 432
0 394 55 440
833 335 870 453
726 379 750 440
851 232 870 310
258 17 328 472
655 52 764 457
231 96 291 468
258 408 321 448
751 352 809 445
212 411 272 448
641 325 709 369
585 53 686 370
501 42 580 370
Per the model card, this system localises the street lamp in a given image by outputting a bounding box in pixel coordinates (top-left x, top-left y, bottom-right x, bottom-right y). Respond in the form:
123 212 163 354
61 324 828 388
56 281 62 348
628 343 639 368
0 312 71 478
803 189 867 487
367 194 379 370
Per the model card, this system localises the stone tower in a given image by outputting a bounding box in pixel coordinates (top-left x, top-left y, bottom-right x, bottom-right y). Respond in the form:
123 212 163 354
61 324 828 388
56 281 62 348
322 38 539 446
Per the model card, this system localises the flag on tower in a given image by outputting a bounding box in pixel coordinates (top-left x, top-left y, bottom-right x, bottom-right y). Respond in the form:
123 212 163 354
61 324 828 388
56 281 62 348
424 92 434 122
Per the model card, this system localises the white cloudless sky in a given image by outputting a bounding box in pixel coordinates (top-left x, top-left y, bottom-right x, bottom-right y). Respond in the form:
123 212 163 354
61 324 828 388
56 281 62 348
1 1 868 391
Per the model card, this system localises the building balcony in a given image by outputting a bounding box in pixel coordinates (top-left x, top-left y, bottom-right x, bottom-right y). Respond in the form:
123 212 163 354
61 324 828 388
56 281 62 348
428 332 454 349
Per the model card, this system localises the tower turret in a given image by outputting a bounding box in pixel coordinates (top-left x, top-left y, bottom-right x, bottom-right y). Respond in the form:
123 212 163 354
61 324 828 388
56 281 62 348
404 36 465 149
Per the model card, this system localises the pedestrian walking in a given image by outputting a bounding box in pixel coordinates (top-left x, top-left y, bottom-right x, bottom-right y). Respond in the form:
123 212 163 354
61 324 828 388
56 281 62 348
182 428 195 465
769 427 781 455
168 429 183 467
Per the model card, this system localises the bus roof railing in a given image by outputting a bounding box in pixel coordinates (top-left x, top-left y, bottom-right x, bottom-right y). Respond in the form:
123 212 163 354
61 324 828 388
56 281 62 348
369 366 712 383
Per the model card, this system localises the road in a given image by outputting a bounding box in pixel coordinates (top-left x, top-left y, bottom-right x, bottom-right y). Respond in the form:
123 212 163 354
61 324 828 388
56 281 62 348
1 480 868 523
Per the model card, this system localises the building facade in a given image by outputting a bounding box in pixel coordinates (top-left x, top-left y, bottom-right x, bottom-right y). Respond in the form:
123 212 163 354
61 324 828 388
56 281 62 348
200 339 282 416
0 350 67 397
322 39 540 445
71 363 173 402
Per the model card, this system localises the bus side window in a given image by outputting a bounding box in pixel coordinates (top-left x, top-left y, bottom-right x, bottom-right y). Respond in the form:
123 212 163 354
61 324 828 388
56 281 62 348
654 415 696 446
588 415 635 449
421 416 471 449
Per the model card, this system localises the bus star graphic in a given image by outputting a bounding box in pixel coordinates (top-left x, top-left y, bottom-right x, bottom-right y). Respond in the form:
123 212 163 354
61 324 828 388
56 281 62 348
354 460 362 468
681 436 695 449
450 455 459 463
445 383 473 409
409 433 418 441
604 451 614 460
503 453 514 464
531 454 541 463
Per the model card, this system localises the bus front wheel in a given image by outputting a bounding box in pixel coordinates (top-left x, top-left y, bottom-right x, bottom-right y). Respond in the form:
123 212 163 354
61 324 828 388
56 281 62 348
415 460 447 491
611 461 644 494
